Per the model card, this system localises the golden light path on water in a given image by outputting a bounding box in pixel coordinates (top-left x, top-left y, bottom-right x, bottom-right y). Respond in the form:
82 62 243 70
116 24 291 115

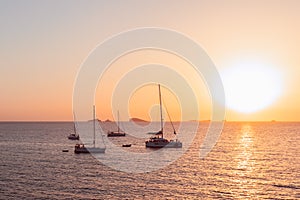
234 125 258 197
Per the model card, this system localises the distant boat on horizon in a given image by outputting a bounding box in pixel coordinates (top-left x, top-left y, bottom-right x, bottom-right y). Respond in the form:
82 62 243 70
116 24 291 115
74 106 105 154
107 111 126 137
145 84 182 148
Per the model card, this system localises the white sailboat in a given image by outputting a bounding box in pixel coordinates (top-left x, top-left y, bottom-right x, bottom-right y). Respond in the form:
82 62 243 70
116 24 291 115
74 105 106 154
68 112 80 140
107 110 126 137
145 84 182 148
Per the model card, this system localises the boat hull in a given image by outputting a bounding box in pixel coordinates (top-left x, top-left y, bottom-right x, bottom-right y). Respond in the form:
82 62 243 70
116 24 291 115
145 142 182 148
74 147 105 154
68 134 79 140
145 138 182 148
74 144 105 154
107 132 126 137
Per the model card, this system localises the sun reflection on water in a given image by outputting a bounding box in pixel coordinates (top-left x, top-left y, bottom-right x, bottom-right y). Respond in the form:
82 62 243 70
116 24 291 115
231 124 263 198
237 124 254 172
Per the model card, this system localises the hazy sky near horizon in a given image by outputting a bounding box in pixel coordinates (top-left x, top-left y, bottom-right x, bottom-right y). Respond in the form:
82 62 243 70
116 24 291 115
1 0 300 121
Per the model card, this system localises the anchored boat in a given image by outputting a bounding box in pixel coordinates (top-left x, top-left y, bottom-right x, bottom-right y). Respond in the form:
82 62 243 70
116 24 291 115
107 111 126 137
145 84 182 148
74 106 106 154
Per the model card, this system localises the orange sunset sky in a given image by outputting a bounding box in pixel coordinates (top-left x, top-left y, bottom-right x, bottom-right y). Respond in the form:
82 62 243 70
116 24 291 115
1 1 300 121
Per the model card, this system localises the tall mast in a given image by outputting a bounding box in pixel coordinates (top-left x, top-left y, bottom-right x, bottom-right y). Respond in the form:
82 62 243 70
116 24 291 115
73 112 77 135
117 110 120 133
93 105 96 147
158 84 163 138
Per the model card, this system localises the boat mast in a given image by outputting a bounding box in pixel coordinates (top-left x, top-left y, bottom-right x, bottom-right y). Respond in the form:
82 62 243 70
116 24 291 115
117 110 120 133
73 112 77 135
158 84 163 138
93 105 96 147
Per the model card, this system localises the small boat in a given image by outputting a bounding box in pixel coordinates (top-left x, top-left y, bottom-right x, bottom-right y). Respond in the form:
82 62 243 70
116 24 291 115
107 131 126 137
147 131 160 135
122 144 131 147
68 133 79 140
107 111 126 137
145 84 182 148
74 106 106 154
68 113 80 140
62 149 69 152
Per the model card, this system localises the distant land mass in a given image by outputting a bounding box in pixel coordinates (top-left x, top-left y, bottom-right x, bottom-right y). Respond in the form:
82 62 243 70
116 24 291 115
129 118 149 123
98 118 148 123
88 119 102 122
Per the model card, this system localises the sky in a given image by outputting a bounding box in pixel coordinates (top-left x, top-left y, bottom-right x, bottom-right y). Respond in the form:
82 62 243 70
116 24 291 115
0 0 300 121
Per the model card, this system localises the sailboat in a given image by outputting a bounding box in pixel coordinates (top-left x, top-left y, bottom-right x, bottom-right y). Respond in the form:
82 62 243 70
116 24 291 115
68 113 80 140
74 106 106 154
145 84 182 148
107 111 126 137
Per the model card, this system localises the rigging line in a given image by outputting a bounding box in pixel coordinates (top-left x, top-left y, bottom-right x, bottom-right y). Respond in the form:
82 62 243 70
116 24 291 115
93 105 96 147
73 111 77 135
118 111 126 133
96 121 106 148
95 107 106 148
162 98 177 135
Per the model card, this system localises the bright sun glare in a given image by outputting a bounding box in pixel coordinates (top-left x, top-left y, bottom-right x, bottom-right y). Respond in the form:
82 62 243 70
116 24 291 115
221 60 283 113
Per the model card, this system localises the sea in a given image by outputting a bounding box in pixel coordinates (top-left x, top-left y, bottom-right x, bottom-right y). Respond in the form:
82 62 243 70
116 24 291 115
0 121 299 199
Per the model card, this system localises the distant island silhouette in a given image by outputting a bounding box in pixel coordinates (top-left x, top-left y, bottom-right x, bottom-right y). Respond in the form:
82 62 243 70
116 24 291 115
129 118 148 123
89 118 215 123
95 118 148 122
88 119 102 122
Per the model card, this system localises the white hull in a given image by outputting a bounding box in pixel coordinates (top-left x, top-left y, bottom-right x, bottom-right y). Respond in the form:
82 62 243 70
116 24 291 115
145 137 182 148
146 141 182 148
167 141 182 148
86 147 106 153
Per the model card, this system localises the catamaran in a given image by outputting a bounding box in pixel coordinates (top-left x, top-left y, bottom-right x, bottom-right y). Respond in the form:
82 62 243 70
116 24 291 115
145 84 182 148
74 106 106 154
107 111 126 137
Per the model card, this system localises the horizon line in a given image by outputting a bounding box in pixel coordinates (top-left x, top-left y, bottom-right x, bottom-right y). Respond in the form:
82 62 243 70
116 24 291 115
0 120 300 123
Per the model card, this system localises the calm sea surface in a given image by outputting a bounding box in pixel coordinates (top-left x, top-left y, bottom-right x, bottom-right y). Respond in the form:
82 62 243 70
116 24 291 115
0 122 299 199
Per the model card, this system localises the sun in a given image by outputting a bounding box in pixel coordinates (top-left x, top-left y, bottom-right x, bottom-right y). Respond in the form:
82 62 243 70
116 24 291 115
221 60 283 113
